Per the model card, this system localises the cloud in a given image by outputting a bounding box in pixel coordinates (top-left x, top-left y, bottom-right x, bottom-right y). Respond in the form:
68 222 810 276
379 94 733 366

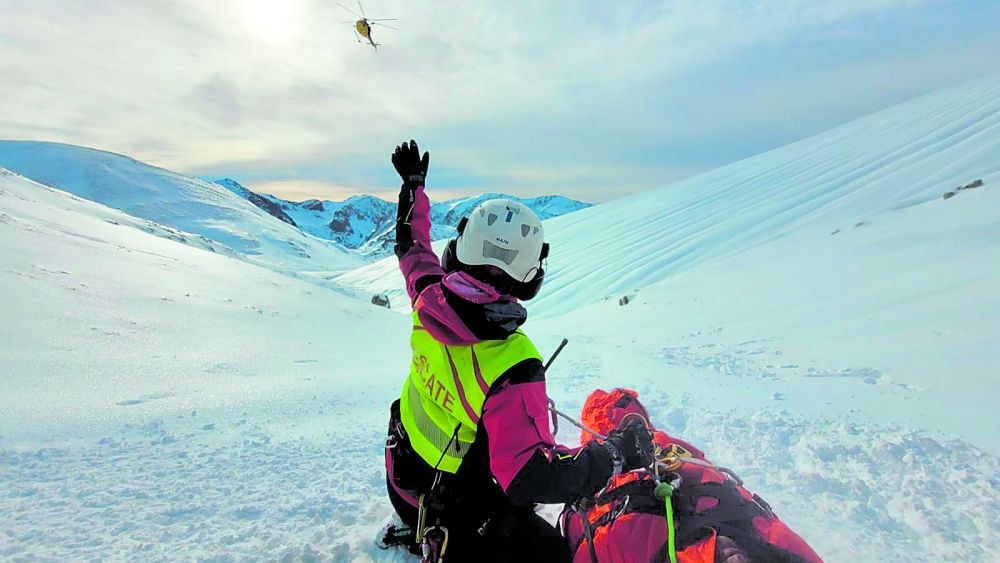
190 75 245 128
1 0 998 202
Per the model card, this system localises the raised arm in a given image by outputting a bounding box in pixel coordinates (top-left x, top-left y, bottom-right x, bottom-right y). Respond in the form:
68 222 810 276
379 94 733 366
392 140 444 305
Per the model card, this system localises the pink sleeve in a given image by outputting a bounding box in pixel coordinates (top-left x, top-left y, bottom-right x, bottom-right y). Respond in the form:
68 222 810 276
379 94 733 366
409 185 432 248
482 380 557 491
398 185 444 304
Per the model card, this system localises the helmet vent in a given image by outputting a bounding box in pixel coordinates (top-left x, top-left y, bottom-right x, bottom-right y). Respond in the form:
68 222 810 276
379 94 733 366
521 224 531 237
482 240 519 265
487 213 498 226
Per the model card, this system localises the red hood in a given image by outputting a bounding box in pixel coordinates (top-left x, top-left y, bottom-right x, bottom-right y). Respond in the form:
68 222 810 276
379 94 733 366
579 388 653 443
580 388 704 459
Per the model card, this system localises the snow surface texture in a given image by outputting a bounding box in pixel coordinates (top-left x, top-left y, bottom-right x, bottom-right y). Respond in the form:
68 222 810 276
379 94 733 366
213 178 591 259
0 169 409 560
0 142 363 279
3 74 1000 562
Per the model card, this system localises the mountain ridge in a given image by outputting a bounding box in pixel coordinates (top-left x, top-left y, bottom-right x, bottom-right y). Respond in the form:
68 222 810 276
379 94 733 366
213 178 591 258
0 141 363 278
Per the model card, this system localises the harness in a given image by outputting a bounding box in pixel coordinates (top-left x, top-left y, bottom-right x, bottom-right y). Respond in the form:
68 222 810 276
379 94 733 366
565 456 810 563
566 477 678 563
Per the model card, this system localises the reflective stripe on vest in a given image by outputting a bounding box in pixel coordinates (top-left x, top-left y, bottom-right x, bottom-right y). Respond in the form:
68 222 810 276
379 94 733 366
399 310 541 473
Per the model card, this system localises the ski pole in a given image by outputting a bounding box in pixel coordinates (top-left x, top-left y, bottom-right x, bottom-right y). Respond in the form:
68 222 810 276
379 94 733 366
543 338 569 372
542 338 607 440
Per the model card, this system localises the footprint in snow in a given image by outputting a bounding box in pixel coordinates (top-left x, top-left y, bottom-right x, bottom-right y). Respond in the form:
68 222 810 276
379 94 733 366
116 391 174 407
802 367 883 384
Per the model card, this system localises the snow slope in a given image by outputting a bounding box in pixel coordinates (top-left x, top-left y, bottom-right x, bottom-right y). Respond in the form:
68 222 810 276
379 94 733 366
342 76 1000 314
0 169 411 560
0 142 363 277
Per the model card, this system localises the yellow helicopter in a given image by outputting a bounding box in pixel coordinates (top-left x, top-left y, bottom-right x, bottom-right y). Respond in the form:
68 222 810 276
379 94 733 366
336 2 396 51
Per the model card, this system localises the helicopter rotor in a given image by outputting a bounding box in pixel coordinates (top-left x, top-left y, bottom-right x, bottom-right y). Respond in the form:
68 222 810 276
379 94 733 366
334 1 362 18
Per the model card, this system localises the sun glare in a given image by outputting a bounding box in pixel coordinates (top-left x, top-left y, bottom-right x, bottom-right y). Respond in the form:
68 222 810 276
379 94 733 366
240 0 302 46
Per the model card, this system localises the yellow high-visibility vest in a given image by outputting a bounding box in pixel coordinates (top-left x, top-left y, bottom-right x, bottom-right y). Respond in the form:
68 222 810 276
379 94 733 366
399 310 541 473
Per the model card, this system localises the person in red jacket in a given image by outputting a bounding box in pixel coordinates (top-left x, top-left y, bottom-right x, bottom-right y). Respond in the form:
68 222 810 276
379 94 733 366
560 388 824 563
382 140 655 562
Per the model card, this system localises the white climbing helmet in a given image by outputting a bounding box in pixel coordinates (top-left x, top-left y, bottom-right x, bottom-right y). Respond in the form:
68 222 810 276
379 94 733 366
455 199 546 283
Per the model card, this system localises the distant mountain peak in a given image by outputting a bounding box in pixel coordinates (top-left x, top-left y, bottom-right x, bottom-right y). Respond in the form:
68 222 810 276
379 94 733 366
211 180 592 259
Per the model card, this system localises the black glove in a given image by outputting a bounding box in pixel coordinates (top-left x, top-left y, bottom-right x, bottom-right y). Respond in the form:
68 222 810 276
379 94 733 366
391 140 429 258
602 419 655 473
392 139 429 187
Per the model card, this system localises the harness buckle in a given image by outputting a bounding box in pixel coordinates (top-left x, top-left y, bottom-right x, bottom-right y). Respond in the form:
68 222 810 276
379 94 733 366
386 420 406 450
415 494 428 544
608 494 631 522
421 524 449 563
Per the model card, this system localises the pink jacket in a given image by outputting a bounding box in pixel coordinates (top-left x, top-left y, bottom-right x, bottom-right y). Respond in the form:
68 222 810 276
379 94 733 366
397 186 612 499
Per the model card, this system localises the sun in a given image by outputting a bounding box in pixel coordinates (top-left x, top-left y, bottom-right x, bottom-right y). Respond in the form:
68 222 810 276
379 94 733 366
240 0 302 46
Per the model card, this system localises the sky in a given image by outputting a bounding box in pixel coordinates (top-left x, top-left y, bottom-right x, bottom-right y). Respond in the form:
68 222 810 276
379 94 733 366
1 1 999 203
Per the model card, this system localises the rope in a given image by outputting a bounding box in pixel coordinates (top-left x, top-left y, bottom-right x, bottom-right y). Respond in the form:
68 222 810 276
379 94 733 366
548 403 607 440
655 482 678 563
542 339 609 441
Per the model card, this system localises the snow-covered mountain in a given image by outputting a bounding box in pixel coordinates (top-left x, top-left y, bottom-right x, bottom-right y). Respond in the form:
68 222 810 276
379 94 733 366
0 142 363 278
213 180 397 250
212 177 300 227
213 178 591 258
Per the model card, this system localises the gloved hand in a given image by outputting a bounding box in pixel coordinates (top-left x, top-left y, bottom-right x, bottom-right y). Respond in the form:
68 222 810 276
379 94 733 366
391 140 429 257
392 139 429 187
602 419 655 473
